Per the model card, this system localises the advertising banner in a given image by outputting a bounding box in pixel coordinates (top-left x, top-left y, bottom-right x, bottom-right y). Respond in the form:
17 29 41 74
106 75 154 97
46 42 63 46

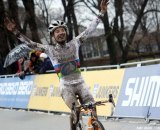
28 74 70 112
149 107 160 119
82 69 124 116
28 69 125 116
114 64 160 119
0 75 34 108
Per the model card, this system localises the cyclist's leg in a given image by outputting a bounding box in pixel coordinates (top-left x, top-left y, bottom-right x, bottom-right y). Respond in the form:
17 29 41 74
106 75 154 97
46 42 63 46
76 82 97 117
60 84 80 130
60 84 79 109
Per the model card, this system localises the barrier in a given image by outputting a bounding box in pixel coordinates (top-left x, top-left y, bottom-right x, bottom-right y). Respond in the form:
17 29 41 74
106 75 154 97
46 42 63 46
82 69 124 116
114 64 160 119
1 58 160 118
28 73 70 112
28 69 124 116
0 75 34 109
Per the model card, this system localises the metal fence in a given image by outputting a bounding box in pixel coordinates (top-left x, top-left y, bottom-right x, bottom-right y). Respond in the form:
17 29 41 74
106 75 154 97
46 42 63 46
1 58 160 78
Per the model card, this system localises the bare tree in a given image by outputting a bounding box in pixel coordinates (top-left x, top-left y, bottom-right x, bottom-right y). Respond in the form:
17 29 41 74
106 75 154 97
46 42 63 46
0 0 16 74
34 0 52 27
122 0 149 62
8 0 21 30
0 0 9 58
61 0 79 40
82 0 160 64
81 0 119 64
22 0 41 43
61 0 85 65
7 0 21 49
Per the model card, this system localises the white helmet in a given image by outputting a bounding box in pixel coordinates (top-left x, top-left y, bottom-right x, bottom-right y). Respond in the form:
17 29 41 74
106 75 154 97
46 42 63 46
48 20 69 35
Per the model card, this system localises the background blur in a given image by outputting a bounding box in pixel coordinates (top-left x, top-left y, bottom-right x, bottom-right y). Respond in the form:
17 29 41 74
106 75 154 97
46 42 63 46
0 0 160 74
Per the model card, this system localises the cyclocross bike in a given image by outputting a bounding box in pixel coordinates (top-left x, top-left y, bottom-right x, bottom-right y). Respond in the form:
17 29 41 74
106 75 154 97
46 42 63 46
70 99 109 130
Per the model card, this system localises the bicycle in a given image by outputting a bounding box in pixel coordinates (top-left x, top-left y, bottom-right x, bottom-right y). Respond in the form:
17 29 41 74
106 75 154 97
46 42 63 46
70 99 109 130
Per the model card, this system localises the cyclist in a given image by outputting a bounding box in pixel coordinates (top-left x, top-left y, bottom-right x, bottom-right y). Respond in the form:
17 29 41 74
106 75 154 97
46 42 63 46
4 0 109 114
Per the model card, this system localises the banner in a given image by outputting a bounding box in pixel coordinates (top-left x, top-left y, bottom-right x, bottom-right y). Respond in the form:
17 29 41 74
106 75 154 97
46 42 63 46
149 107 160 120
114 64 160 119
1 64 160 119
28 74 70 112
28 69 124 116
82 69 124 116
0 75 34 108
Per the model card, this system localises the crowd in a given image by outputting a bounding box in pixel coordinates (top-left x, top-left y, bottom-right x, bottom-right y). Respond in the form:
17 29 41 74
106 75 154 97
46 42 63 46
16 50 54 79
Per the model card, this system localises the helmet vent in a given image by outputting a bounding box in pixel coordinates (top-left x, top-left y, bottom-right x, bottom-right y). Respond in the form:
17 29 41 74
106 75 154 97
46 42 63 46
52 23 58 26
61 21 64 25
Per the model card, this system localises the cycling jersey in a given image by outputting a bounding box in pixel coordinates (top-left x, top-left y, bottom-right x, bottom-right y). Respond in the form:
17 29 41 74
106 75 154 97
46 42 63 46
17 16 101 109
18 16 101 85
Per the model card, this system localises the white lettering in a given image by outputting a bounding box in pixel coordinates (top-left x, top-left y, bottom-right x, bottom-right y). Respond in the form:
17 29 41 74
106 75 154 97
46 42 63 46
156 91 160 107
122 78 135 106
122 76 160 107
130 78 139 106
147 76 160 106
152 79 160 107
139 77 149 106
130 77 143 106
18 81 33 95
0 81 33 95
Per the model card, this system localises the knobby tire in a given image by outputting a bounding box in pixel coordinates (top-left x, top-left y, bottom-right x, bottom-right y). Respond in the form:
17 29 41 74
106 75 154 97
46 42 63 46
92 119 105 130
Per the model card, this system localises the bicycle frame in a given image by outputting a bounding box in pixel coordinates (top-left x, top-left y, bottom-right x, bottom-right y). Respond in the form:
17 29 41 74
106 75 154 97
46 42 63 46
79 107 95 130
71 100 108 130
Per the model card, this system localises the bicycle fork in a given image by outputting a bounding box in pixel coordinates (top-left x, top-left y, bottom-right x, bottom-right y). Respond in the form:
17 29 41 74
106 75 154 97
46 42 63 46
88 113 100 130
87 110 94 130
88 117 93 130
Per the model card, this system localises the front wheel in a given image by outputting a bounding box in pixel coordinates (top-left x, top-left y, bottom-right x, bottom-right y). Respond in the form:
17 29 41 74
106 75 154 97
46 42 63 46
92 120 105 130
70 115 82 130
70 115 77 130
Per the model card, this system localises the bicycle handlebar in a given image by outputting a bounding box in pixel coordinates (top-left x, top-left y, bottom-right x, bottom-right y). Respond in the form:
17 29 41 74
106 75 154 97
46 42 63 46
75 100 109 109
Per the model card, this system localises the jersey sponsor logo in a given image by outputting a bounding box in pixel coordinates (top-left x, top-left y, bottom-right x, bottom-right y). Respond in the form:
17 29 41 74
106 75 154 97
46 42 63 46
54 59 80 76
122 76 160 107
61 61 77 75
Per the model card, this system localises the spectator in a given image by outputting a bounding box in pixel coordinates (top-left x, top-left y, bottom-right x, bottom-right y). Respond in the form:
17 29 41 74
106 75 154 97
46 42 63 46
16 57 29 79
39 53 54 74
27 50 42 74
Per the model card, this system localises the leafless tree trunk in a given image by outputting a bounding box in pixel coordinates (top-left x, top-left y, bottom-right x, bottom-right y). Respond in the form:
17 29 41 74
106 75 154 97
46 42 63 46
62 0 73 40
154 5 160 51
62 0 80 38
22 15 28 34
34 0 50 27
81 0 119 64
0 0 9 58
61 0 84 65
22 0 41 43
8 0 21 30
0 0 12 74
7 0 21 48
122 0 149 62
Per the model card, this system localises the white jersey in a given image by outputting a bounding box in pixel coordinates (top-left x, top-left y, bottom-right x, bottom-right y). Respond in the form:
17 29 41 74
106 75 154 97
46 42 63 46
18 16 101 85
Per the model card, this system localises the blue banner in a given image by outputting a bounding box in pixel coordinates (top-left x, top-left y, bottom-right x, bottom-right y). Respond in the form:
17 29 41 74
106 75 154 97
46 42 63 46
114 64 160 119
0 75 34 109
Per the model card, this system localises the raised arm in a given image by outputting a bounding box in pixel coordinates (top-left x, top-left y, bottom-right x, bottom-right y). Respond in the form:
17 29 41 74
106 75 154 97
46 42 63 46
4 17 47 49
76 0 109 43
